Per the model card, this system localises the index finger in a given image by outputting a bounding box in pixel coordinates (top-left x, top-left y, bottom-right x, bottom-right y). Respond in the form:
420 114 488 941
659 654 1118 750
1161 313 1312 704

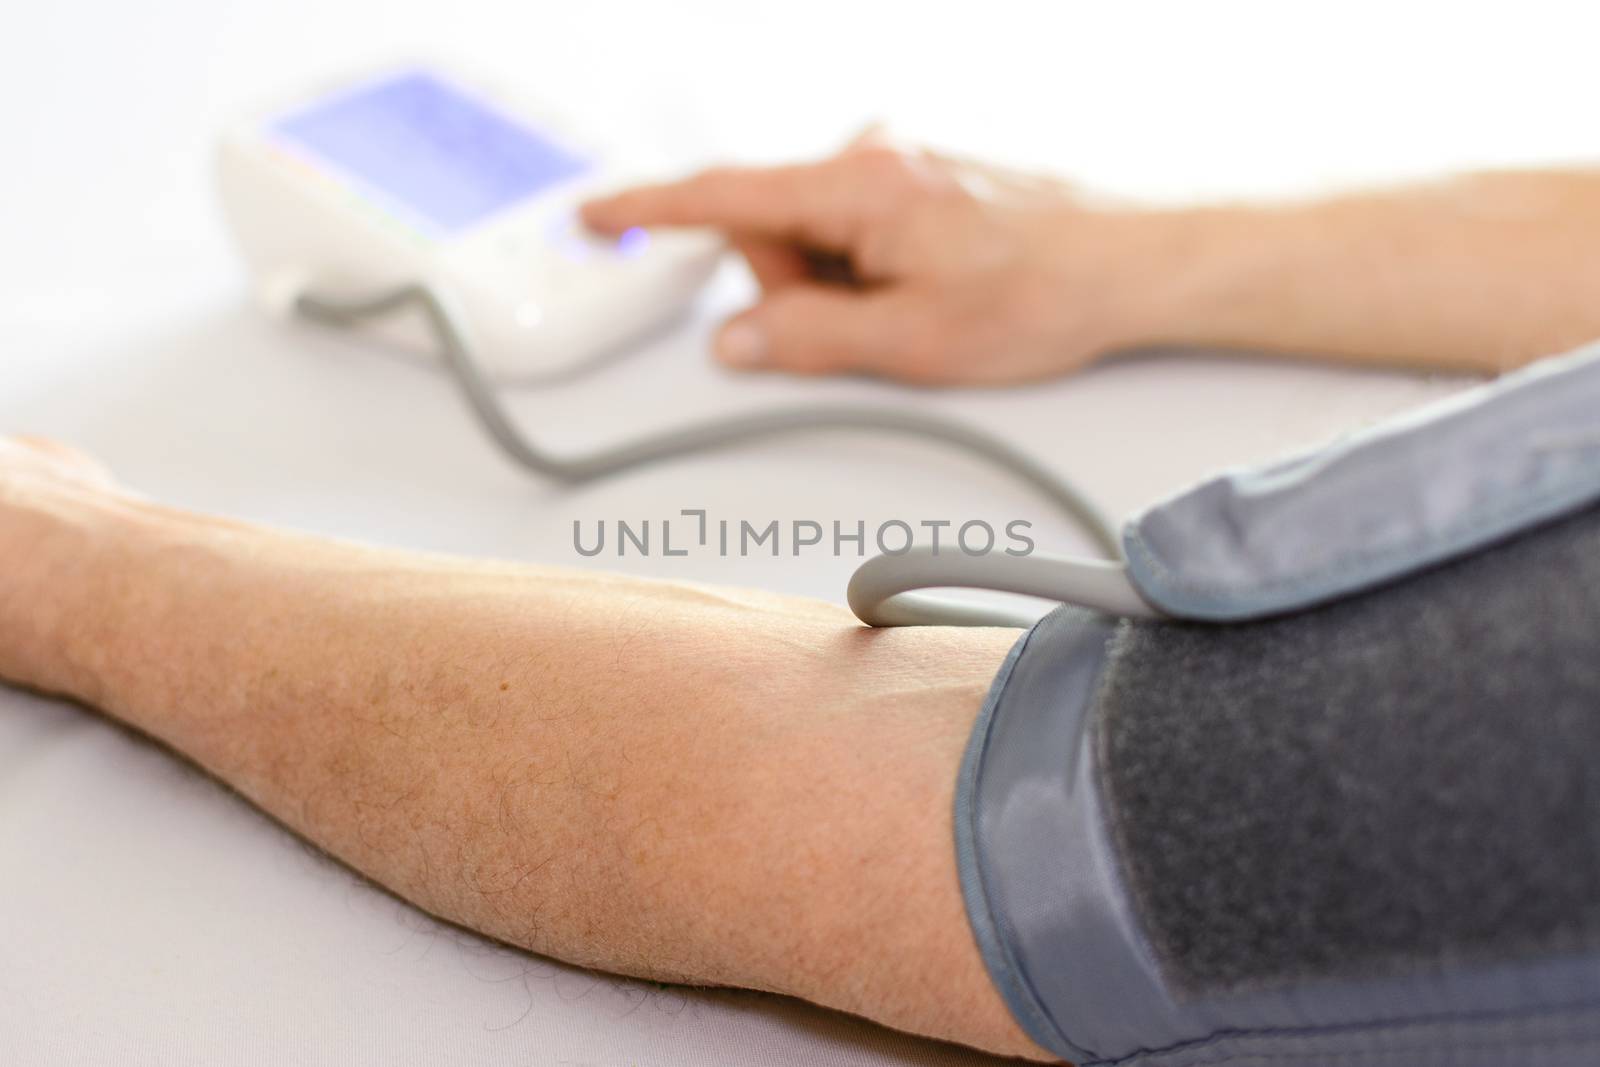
580 161 872 250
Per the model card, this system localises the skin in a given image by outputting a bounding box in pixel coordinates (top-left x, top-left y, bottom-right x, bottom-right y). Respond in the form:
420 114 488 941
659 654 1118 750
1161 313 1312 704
10 145 1600 1060
0 437 1040 1058
584 135 1600 382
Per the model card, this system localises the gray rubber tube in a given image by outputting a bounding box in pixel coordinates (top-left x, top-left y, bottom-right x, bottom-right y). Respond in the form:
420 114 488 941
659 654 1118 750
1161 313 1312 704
847 547 1160 627
295 283 1151 626
296 285 1119 544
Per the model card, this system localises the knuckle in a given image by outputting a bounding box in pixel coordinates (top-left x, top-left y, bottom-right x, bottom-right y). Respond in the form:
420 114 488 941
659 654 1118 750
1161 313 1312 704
849 145 921 191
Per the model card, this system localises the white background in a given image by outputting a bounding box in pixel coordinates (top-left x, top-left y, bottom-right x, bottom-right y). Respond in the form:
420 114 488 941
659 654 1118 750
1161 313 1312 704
1 2 1596 1064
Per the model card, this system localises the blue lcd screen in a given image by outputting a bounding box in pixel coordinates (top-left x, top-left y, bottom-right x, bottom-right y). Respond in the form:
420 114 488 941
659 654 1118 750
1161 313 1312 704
271 70 590 233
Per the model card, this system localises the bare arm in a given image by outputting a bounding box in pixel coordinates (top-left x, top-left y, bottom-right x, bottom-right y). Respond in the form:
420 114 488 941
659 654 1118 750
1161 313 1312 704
1161 169 1600 374
584 141 1600 382
0 437 1043 1059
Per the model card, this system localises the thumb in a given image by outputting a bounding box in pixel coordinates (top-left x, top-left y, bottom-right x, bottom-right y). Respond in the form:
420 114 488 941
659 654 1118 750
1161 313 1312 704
714 286 925 378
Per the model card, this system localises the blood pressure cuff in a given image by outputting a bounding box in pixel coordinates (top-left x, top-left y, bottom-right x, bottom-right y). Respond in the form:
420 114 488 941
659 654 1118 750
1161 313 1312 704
957 346 1600 1066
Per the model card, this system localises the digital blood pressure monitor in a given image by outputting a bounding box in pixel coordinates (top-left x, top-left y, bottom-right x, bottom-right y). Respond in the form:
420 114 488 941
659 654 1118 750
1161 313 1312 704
215 66 1145 630
217 66 723 378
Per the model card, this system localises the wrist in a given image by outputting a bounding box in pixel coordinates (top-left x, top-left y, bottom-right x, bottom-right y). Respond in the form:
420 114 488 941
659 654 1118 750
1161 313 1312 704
3 493 221 707
1103 203 1285 351
1012 202 1269 370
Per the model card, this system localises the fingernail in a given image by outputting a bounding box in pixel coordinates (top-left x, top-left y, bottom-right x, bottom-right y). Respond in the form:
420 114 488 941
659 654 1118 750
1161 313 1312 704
717 321 768 367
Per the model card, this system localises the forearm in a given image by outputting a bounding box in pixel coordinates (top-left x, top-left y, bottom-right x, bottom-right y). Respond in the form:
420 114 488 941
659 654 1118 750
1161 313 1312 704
16 494 1040 1057
1127 169 1600 373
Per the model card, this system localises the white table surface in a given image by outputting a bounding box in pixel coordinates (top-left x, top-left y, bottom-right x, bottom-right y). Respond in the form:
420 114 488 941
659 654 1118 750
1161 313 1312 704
2 2 1594 1063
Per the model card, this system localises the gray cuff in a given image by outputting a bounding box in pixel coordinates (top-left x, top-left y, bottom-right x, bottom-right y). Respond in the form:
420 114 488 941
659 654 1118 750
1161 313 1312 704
954 605 1127 1063
1123 341 1600 621
956 500 1600 1065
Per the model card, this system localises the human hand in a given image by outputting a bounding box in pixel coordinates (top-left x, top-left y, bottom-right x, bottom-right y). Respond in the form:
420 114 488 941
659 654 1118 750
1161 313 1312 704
0 434 118 500
583 133 1192 385
0 435 132 577
0 436 133 698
